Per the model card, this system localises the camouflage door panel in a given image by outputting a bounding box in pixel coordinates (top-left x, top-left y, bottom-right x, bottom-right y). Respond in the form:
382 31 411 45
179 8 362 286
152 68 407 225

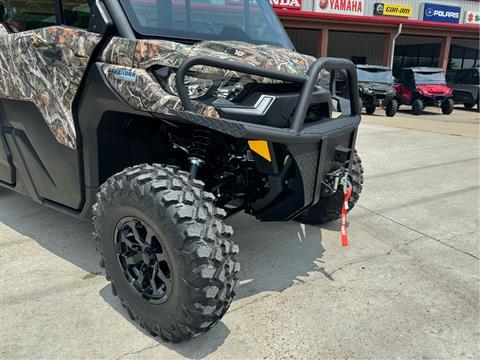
0 26 101 149
99 38 317 118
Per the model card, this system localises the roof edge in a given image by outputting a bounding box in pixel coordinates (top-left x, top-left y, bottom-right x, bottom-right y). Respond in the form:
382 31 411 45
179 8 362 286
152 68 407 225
275 10 480 32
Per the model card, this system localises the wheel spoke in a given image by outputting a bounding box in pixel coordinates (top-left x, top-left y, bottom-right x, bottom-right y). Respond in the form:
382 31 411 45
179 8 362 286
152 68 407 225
120 231 137 250
124 252 143 266
155 251 167 262
157 264 171 285
149 265 159 294
137 269 145 285
145 228 155 245
130 223 142 243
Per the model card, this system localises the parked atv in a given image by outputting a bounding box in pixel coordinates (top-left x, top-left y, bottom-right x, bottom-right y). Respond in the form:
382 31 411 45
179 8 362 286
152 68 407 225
396 67 454 115
356 65 398 117
0 0 363 342
449 67 480 111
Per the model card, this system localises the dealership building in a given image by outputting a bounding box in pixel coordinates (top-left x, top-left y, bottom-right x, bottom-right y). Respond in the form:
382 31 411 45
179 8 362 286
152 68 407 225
271 0 480 77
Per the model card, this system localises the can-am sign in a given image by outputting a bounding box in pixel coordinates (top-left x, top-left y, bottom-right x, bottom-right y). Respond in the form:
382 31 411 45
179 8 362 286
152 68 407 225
464 10 480 25
315 0 365 16
422 3 461 24
373 3 413 18
269 0 302 10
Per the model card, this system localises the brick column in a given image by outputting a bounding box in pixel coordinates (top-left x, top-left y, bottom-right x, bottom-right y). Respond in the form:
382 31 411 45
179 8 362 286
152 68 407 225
383 32 395 67
316 28 329 58
439 35 452 70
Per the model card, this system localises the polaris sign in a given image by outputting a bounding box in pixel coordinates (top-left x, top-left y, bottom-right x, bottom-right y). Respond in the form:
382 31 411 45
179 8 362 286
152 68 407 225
422 3 461 24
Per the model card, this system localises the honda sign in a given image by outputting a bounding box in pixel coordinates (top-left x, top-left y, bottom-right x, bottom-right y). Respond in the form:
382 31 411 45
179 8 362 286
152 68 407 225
269 0 302 10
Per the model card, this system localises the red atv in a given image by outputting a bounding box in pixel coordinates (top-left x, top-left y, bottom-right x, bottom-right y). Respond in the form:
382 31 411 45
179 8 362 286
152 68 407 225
396 67 454 115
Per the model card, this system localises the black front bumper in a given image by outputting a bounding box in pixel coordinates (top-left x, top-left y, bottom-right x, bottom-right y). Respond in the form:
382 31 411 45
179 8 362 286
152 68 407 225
423 95 450 106
173 56 361 220
361 92 395 106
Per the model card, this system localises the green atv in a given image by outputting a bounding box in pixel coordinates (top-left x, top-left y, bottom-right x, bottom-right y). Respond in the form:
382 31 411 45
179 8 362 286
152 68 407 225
0 0 363 342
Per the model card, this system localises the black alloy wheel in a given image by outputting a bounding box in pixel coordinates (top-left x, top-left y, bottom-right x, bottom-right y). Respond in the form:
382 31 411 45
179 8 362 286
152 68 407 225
115 217 172 304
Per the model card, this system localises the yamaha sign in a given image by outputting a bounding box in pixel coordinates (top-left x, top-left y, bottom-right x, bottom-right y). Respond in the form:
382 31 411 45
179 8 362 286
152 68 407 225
422 3 461 24
315 0 365 16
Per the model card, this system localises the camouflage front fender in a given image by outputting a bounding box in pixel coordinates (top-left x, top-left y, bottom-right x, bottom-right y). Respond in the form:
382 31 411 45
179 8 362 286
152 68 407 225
0 25 101 149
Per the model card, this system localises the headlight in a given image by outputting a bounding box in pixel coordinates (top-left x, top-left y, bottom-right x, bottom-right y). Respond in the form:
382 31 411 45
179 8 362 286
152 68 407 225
387 88 394 95
360 86 372 94
215 78 254 100
166 73 214 99
154 67 254 101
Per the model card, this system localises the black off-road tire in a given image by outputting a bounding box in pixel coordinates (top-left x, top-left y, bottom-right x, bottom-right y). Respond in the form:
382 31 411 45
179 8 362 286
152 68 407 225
464 102 475 110
412 99 423 115
385 99 398 117
441 98 454 115
297 151 364 225
365 104 376 115
92 164 240 343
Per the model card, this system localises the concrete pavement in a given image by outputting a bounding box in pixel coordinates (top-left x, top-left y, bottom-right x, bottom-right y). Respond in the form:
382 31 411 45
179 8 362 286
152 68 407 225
0 107 479 359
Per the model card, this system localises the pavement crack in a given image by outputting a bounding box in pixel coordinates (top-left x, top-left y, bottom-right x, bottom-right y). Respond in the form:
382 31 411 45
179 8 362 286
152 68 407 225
229 237 428 311
114 343 161 360
329 236 426 276
229 293 276 314
358 205 479 260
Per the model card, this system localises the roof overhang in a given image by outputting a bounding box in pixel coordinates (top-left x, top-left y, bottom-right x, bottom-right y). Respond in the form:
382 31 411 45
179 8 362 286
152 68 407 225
275 9 480 38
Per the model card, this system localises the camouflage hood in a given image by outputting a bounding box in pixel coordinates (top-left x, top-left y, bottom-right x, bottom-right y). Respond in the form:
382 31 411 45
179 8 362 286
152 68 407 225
100 38 316 82
176 41 315 80
100 37 318 119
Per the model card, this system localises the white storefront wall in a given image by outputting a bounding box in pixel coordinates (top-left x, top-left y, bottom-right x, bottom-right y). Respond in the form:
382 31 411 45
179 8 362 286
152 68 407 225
296 0 479 23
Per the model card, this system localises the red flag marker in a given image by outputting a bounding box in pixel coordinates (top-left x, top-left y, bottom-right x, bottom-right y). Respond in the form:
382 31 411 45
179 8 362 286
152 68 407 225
340 186 352 247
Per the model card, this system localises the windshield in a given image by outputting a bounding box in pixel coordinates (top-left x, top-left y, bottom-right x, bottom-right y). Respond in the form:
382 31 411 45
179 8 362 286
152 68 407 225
357 68 393 84
414 71 446 85
119 0 293 49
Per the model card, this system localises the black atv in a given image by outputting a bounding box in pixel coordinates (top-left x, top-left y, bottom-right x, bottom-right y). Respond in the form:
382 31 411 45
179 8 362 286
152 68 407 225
449 67 480 111
356 65 398 117
0 0 363 342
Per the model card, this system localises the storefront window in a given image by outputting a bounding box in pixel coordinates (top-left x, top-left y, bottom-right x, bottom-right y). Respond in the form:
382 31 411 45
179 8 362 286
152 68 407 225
448 45 464 70
393 35 441 78
285 28 319 57
463 48 478 69
328 31 387 65
448 39 479 70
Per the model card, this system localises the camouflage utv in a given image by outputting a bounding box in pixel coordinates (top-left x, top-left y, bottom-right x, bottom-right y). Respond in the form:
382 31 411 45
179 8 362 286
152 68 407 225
0 0 363 342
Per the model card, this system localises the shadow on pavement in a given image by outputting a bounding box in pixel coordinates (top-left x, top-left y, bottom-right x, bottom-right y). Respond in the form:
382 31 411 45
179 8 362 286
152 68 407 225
397 109 442 116
454 105 479 113
0 186 328 357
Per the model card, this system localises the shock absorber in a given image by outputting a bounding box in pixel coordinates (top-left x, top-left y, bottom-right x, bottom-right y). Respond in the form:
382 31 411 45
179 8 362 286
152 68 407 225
189 129 214 179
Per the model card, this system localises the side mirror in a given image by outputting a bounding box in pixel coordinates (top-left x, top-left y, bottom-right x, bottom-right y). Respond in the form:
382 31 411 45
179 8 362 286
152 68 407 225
88 0 113 35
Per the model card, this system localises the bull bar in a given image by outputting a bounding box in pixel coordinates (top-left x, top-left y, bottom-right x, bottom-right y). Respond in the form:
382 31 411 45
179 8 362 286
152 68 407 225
173 56 361 143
